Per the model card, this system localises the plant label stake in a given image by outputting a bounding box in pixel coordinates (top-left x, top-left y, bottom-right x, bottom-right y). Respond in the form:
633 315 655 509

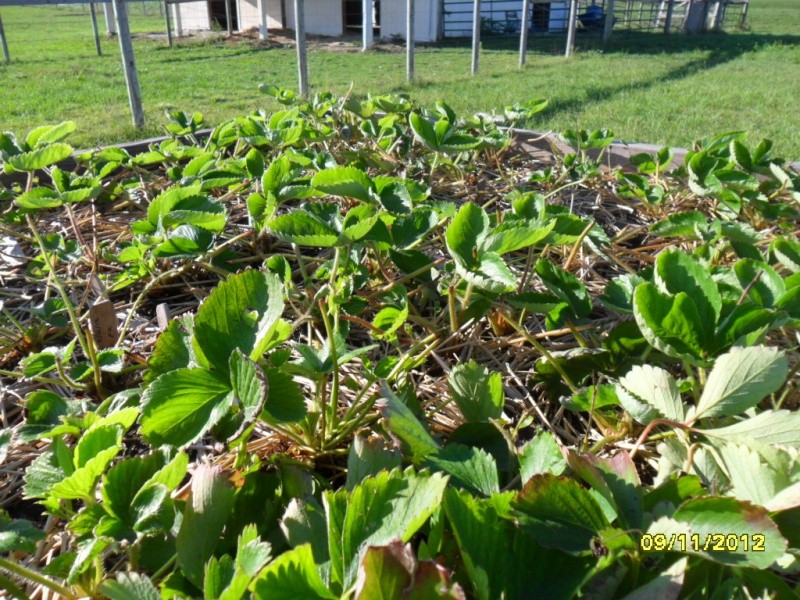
407 0 415 82
471 0 481 75
112 0 145 128
294 0 309 97
156 303 171 330
89 300 119 349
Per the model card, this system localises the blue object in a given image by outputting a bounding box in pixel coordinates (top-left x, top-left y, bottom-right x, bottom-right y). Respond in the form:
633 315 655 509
579 3 606 30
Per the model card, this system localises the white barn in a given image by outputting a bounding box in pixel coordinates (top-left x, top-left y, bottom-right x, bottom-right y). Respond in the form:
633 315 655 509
172 0 439 42
171 0 569 43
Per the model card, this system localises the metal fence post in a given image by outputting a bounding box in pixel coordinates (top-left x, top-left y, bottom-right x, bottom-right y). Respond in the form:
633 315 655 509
112 0 145 128
294 0 309 97
565 0 578 57
664 0 676 33
603 0 615 42
165 0 173 47
225 0 233 35
362 0 373 50
471 0 481 75
90 3 102 56
519 0 531 67
0 12 9 64
407 0 415 82
104 2 116 36
258 0 268 40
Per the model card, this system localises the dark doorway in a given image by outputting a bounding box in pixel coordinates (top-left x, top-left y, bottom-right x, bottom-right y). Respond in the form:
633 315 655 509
343 0 380 33
209 0 238 31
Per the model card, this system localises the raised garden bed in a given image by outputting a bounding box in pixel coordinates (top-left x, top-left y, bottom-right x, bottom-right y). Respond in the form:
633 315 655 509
1 91 799 599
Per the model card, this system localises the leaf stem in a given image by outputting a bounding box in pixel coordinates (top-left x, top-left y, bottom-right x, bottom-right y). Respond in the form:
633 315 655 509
25 215 100 384
0 557 75 599
498 312 579 393
629 418 694 459
319 299 340 445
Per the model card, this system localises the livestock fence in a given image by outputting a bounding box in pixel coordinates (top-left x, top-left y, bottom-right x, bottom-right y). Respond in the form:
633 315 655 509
0 0 751 129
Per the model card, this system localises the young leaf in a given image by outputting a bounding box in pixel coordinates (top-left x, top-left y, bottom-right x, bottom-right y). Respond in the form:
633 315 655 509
618 364 684 423
481 220 555 255
771 237 800 274
425 444 499 497
535 259 592 318
409 112 439 150
176 465 236 590
461 252 516 294
340 468 449 588
512 474 609 553
378 386 439 462
140 368 233 448
733 259 785 308
193 270 284 374
266 212 340 247
260 368 307 424
312 166 374 203
519 431 567 484
0 514 45 553
7 143 73 172
448 360 505 422
633 283 706 363
692 346 787 421
346 435 403 490
445 202 488 269
100 572 161 600
717 443 780 508
251 544 335 600
229 349 268 433
145 320 192 383
50 446 121 501
443 488 515 600
654 250 721 337
698 409 800 449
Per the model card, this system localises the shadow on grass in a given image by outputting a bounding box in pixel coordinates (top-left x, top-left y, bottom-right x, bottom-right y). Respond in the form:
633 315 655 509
441 29 800 122
446 29 800 57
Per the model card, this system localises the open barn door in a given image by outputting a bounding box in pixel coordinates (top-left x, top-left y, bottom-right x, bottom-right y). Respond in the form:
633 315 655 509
209 0 238 31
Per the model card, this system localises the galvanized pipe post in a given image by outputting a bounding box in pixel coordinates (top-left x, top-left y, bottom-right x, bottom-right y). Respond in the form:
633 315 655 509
362 0 373 50
565 0 578 57
112 0 145 128
0 12 9 64
471 0 481 75
519 0 531 67
90 3 102 56
294 0 309 97
407 0 415 82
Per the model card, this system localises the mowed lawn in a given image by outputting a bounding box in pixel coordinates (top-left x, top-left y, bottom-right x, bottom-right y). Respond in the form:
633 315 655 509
0 0 798 155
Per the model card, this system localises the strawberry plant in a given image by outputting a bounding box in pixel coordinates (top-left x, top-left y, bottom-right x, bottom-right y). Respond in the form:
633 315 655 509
0 90 798 599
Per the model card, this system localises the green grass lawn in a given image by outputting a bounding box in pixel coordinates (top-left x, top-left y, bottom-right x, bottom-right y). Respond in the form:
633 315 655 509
1 0 798 156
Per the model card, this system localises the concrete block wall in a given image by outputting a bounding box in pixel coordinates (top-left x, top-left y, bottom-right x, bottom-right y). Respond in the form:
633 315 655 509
285 0 345 37
238 0 285 30
380 0 440 42
176 1 212 30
